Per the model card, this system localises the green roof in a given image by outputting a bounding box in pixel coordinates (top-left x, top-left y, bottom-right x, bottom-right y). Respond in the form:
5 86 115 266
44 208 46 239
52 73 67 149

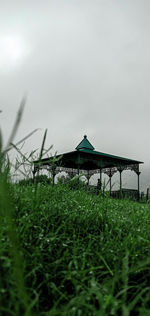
75 136 142 163
34 135 143 169
76 135 95 151
77 148 141 163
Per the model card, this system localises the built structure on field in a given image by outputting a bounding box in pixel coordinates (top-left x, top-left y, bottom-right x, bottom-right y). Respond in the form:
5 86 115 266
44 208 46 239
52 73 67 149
33 135 143 200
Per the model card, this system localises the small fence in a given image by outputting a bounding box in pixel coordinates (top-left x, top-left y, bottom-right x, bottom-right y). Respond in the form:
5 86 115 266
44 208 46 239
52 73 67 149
88 186 140 201
111 189 138 201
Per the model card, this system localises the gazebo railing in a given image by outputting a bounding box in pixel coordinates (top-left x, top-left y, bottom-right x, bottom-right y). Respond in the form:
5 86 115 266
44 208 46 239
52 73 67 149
110 189 138 200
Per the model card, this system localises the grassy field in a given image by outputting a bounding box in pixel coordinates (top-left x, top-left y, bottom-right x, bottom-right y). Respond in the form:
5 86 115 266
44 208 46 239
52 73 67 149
1 177 150 316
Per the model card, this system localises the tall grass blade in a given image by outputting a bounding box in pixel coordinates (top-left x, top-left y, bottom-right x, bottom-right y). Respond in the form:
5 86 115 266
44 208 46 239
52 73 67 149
7 128 39 153
4 97 26 153
38 129 47 162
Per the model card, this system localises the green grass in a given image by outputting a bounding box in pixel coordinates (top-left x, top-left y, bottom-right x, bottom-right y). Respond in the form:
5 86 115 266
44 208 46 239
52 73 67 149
1 101 150 315
1 180 150 316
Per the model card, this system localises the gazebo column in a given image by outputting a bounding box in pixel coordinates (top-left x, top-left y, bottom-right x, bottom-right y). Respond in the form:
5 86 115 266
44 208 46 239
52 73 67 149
109 174 112 196
77 153 81 176
131 164 141 201
136 164 141 201
119 171 122 192
118 167 124 198
103 168 117 196
137 171 141 201
106 170 112 196
87 171 90 185
52 171 56 185
51 166 56 185
100 169 102 189
77 165 80 176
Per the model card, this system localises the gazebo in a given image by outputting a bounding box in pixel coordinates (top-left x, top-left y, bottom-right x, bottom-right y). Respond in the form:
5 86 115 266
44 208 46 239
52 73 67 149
33 135 143 200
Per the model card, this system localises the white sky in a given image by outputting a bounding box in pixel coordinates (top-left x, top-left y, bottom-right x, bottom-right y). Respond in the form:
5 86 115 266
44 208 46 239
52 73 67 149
0 0 150 191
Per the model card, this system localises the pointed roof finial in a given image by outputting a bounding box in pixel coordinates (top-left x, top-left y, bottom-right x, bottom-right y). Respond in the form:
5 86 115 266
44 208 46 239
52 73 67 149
76 135 95 151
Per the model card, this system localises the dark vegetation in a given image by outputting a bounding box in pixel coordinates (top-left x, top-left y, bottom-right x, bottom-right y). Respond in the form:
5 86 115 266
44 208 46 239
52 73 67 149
1 102 150 315
1 179 150 316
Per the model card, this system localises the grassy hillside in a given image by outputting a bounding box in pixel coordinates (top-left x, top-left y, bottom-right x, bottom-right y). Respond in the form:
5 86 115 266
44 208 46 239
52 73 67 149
1 180 150 316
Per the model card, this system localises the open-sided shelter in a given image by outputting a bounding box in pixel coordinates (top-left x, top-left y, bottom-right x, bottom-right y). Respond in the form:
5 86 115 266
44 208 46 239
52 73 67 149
33 135 143 199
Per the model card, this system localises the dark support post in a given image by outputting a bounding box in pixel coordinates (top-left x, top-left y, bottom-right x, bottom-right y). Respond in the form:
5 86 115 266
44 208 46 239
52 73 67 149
97 169 102 194
109 175 112 196
77 165 80 188
87 171 90 185
137 165 141 201
77 153 80 177
52 171 55 185
51 166 56 185
77 165 80 176
137 172 140 201
118 167 123 198
103 168 117 197
120 171 122 191
100 169 102 188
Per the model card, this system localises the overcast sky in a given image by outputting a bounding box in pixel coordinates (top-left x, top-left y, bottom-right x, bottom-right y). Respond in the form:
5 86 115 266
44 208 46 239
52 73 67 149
1 0 150 191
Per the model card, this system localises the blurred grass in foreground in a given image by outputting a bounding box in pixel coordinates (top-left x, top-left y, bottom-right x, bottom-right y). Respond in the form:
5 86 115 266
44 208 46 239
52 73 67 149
1 102 150 315
1 180 150 315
